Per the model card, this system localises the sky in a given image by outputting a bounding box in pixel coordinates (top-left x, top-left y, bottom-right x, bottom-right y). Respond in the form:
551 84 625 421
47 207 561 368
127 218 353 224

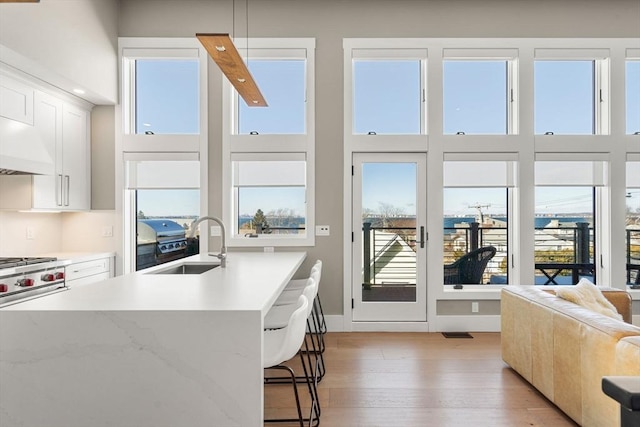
133 58 640 219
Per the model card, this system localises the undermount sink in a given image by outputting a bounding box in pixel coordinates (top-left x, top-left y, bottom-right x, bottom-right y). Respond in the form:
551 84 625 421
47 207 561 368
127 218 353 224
147 262 220 275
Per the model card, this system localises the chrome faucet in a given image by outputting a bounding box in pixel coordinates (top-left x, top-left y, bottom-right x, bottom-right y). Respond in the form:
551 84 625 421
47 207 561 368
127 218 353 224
189 216 227 267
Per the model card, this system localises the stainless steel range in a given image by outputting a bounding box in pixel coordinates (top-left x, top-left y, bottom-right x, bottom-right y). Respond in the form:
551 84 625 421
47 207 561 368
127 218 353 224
0 257 69 307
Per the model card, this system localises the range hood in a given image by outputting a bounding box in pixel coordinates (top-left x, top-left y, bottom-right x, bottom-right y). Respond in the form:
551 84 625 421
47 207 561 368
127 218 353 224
0 116 54 175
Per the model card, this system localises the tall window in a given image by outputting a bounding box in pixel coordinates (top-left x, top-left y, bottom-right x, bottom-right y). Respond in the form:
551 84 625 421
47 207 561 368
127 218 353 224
534 159 606 285
627 60 640 135
627 159 640 285
443 157 516 285
120 39 207 273
223 38 315 247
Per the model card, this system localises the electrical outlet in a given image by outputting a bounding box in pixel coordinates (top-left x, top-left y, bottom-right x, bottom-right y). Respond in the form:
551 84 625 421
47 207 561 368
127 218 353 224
210 225 221 236
102 226 113 237
26 226 35 240
316 225 330 236
472 301 479 313
264 246 274 253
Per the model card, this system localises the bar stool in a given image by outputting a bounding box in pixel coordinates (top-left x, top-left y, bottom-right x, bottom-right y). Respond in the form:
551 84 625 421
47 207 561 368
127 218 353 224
264 295 318 426
274 261 326 381
265 278 322 423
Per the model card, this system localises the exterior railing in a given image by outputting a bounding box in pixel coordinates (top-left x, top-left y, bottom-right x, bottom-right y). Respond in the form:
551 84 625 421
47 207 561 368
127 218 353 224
363 222 638 286
362 223 416 288
627 229 640 286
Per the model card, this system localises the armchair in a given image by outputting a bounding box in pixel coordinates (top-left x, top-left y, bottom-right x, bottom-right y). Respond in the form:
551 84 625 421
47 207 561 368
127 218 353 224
444 246 497 287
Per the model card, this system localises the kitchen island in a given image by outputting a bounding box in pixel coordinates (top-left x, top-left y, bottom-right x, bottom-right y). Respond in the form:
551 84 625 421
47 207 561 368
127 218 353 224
0 251 306 427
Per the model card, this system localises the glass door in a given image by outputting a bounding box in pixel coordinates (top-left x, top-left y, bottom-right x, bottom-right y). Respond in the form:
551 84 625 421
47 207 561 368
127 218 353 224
352 153 427 321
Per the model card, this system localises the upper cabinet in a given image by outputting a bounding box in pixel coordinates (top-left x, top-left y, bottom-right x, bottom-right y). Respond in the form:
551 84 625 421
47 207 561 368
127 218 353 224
0 76 34 125
31 93 91 210
0 73 92 211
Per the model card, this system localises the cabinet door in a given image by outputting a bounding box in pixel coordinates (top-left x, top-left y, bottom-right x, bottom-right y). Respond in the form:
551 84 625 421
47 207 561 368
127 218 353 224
32 92 63 209
0 75 34 125
62 104 90 210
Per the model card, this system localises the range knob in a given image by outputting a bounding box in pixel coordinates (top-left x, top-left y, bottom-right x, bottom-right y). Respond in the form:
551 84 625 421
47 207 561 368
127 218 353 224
55 272 65 280
41 273 55 282
0 284 8 293
17 278 34 287
160 245 167 251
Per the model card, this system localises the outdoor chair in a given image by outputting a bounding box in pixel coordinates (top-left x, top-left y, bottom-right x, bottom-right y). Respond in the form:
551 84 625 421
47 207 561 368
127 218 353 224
444 246 497 287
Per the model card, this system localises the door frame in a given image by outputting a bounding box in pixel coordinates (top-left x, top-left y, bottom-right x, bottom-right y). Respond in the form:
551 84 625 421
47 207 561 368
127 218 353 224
350 152 428 324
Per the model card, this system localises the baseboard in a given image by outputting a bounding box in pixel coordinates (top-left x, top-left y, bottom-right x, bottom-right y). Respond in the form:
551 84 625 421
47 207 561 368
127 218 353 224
350 321 430 332
323 315 345 332
323 315 501 332
435 315 501 332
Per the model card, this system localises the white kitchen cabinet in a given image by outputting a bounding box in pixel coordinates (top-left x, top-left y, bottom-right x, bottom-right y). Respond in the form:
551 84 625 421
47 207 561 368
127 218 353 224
31 95 91 210
65 256 113 288
0 74 34 125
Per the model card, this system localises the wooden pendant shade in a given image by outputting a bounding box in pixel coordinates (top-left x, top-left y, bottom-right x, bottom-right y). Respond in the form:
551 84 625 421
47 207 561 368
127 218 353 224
196 33 267 107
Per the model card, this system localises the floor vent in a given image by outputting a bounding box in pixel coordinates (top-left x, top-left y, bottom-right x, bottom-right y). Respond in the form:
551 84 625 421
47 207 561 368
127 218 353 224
442 332 473 339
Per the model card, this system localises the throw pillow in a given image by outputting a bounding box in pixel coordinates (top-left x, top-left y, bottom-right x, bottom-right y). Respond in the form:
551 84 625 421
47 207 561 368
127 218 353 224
556 278 623 321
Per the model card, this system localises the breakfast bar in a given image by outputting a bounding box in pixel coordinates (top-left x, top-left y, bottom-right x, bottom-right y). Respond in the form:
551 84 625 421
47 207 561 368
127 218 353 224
0 252 306 427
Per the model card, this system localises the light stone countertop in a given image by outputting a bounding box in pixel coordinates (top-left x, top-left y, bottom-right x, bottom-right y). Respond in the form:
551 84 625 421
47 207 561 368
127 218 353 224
2 252 307 313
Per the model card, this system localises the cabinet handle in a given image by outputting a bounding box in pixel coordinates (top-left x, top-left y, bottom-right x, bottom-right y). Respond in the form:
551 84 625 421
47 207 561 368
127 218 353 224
57 174 63 206
64 175 70 206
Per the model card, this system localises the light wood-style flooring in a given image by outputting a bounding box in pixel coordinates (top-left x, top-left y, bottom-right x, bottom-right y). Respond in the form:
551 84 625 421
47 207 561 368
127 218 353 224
264 332 578 427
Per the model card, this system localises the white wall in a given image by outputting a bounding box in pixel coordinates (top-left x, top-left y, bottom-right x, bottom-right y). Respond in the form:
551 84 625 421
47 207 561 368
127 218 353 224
0 0 118 104
0 211 117 257
0 211 62 256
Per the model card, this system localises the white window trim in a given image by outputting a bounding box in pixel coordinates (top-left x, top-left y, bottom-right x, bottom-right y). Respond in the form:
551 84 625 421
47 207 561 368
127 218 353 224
116 38 209 274
222 38 316 247
341 38 640 332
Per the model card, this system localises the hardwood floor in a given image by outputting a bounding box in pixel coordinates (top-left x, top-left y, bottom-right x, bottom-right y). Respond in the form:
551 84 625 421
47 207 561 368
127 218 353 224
264 332 578 427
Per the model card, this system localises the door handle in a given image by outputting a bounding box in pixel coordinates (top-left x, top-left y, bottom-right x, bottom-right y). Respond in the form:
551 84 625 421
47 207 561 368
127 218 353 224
64 175 70 206
414 226 426 248
57 174 63 206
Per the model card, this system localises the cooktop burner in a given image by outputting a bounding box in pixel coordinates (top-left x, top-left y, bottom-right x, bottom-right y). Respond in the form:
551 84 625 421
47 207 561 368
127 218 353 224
0 257 58 269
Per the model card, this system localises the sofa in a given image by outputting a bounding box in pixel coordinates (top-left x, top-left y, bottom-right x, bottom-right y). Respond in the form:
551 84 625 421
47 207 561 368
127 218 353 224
501 286 640 427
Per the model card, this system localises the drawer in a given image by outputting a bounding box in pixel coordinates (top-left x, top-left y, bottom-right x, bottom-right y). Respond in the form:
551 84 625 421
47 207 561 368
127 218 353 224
67 271 110 288
65 258 110 281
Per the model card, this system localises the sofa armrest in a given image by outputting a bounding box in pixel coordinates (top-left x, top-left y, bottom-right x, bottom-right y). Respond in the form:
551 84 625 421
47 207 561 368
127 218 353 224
601 289 632 324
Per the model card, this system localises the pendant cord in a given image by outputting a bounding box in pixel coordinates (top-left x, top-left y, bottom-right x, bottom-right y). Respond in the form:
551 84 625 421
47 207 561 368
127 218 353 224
232 0 235 40
246 0 249 64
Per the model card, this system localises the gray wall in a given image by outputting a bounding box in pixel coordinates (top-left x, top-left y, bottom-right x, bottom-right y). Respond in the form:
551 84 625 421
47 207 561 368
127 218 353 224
116 0 640 315
91 106 116 210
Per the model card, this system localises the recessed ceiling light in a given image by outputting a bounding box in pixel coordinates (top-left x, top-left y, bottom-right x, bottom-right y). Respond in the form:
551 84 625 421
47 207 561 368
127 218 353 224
237 78 246 83
143 123 152 127
73 88 85 95
215 46 226 52
252 100 259 104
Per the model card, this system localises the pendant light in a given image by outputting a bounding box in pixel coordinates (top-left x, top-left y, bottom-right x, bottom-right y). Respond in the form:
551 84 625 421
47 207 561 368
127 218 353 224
196 0 267 107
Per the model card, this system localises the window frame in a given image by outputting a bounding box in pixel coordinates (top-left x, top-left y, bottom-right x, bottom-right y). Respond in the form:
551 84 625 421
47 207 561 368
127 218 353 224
533 49 611 136
222 38 316 247
442 49 519 135
442 153 518 287
117 38 209 274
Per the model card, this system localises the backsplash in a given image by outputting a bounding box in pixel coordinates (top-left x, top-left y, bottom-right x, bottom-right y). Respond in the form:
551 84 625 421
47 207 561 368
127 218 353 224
0 211 117 256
